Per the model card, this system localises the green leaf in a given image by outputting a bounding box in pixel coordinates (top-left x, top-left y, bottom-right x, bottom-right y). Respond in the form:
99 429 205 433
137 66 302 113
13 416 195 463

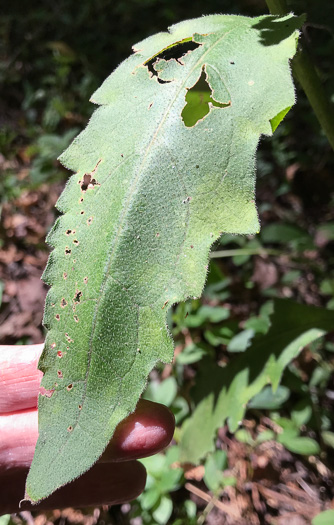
140 487 160 510
143 376 178 407
204 450 227 493
248 385 290 409
26 14 302 501
179 299 333 463
277 435 320 455
312 510 334 525
152 496 173 525
227 328 254 352
322 431 334 449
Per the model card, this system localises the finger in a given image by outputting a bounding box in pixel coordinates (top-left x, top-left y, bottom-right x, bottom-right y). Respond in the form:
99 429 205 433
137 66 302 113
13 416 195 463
1 460 146 514
0 400 174 469
0 344 43 414
102 399 175 462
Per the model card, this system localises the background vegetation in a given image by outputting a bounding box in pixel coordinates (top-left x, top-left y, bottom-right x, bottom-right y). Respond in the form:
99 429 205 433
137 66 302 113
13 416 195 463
0 0 334 523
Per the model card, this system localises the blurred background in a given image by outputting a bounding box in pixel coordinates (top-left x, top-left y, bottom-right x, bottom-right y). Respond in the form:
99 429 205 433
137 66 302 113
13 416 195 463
1 0 334 524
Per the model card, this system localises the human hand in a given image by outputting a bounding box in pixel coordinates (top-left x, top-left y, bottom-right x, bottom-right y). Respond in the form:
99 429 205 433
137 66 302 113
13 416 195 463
0 344 175 514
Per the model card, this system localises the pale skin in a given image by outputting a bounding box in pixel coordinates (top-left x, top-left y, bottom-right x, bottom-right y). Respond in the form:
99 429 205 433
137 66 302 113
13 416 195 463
0 344 175 514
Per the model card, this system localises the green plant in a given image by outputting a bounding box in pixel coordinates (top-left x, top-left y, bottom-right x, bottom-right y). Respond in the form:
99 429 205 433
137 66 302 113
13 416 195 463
22 9 334 506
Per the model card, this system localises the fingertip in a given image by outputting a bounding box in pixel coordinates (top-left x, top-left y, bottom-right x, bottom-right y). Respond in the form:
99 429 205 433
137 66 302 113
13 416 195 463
102 400 175 462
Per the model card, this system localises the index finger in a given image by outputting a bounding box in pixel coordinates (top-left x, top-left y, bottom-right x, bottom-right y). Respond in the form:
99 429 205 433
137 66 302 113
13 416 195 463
0 344 43 414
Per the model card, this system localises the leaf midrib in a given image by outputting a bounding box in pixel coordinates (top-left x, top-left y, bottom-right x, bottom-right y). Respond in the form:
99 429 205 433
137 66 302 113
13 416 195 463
69 23 240 436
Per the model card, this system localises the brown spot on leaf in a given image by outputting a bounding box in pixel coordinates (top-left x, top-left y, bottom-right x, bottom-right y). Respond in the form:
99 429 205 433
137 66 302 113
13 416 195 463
66 229 72 236
83 276 88 284
65 247 71 255
67 425 73 432
73 239 79 245
61 298 68 308
78 404 82 410
55 314 60 321
57 350 63 358
57 370 63 379
63 272 68 280
87 216 93 225
73 290 82 303
67 384 73 391
65 333 74 343
74 315 79 323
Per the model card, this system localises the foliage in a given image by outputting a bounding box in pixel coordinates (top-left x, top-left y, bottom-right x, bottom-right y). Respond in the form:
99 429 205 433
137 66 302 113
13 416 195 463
24 13 303 502
1 0 334 522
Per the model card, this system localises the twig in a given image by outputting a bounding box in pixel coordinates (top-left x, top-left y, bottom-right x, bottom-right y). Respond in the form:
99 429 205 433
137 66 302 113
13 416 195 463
185 482 241 519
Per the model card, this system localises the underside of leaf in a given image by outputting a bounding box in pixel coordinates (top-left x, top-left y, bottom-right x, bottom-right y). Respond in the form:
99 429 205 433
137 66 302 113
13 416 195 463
25 13 302 502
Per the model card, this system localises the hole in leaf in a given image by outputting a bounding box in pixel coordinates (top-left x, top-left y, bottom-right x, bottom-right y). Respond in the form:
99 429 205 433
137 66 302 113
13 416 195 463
55 314 60 321
39 386 55 398
65 247 71 255
145 39 200 84
74 315 79 323
67 384 73 391
73 291 82 303
81 174 100 191
181 68 230 127
60 298 68 308
65 229 72 236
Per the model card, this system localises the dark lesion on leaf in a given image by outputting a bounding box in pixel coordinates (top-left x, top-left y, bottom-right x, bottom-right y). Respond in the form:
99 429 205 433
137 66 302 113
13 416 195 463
81 174 100 191
80 159 102 191
65 247 71 255
144 39 201 84
73 290 82 304
60 298 68 308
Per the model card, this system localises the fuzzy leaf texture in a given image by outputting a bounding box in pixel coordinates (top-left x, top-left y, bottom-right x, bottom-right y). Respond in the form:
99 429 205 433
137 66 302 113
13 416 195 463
26 13 302 501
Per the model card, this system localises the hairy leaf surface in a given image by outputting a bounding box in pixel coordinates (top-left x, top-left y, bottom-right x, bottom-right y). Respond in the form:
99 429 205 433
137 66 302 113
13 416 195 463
26 13 302 501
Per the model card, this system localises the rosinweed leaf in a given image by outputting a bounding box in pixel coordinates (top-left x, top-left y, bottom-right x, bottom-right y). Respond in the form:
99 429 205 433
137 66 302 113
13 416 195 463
25 13 302 501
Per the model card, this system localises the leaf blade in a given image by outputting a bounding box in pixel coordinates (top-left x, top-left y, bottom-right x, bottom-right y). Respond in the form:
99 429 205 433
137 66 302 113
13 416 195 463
26 13 302 501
